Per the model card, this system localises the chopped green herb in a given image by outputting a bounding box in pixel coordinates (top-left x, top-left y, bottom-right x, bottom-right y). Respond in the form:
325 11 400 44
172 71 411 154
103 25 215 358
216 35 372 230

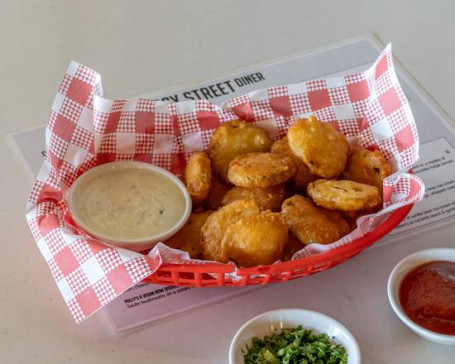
243 325 348 364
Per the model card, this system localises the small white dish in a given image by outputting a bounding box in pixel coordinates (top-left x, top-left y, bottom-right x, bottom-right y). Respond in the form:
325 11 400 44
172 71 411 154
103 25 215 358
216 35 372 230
387 248 455 345
229 308 360 364
67 161 191 252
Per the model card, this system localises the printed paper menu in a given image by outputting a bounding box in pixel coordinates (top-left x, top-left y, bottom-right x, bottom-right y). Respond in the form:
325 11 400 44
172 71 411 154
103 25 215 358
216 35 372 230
390 138 455 235
105 282 256 331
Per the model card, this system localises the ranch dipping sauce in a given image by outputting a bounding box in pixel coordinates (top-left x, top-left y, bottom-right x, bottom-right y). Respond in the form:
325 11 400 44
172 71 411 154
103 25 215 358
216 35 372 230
72 167 187 241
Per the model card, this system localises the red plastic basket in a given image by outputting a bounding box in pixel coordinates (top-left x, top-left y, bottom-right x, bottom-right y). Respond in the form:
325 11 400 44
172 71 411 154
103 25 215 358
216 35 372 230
143 203 413 287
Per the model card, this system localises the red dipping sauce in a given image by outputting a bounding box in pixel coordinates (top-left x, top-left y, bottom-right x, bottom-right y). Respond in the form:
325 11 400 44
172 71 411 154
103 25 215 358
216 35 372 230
399 260 455 335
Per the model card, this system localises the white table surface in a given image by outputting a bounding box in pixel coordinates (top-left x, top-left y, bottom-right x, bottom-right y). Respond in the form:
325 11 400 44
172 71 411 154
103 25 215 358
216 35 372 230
2 1 455 363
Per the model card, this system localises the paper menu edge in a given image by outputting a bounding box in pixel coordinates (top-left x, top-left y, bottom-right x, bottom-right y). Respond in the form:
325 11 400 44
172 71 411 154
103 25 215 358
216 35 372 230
5 128 40 184
103 285 263 333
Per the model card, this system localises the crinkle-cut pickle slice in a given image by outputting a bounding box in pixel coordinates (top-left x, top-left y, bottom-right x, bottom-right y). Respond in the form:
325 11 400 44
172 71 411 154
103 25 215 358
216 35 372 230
281 195 350 245
271 137 318 187
227 152 296 188
208 120 272 181
200 199 260 262
343 146 391 196
308 179 381 211
287 116 349 178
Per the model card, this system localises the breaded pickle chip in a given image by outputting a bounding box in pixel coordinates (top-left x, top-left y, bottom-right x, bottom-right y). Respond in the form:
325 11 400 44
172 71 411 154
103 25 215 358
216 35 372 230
201 199 261 262
308 179 381 211
222 211 288 267
205 179 230 210
271 137 318 187
208 120 272 181
179 239 202 259
166 212 212 259
184 151 212 200
320 209 351 238
221 185 288 212
343 147 391 196
227 153 296 188
281 195 350 245
287 116 349 178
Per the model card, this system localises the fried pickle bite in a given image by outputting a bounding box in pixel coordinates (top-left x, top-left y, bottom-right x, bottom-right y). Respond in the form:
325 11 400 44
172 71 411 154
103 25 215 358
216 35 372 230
205 178 230 210
271 137 318 188
308 179 381 211
287 116 349 178
281 195 350 245
343 209 376 231
227 153 296 188
166 212 212 259
283 233 304 261
222 211 288 267
208 120 272 181
343 147 391 196
200 199 261 262
221 184 287 212
184 151 212 206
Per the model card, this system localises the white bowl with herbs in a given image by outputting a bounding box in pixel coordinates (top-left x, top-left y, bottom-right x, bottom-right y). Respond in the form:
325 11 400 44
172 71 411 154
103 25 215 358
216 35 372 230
229 308 360 364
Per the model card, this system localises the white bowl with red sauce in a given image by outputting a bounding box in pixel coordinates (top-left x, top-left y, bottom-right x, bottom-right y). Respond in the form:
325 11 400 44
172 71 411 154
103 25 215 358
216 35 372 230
387 248 455 345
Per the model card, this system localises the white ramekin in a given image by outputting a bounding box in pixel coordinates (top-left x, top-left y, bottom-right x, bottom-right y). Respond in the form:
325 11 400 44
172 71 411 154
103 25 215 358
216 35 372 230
229 308 360 364
387 248 455 345
67 161 191 252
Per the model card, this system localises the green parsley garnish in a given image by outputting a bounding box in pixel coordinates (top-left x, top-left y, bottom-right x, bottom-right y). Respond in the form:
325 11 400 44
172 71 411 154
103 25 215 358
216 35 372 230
242 325 348 364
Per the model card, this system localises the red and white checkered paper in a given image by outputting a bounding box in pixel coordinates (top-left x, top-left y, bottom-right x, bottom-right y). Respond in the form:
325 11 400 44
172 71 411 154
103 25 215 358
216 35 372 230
26 44 424 323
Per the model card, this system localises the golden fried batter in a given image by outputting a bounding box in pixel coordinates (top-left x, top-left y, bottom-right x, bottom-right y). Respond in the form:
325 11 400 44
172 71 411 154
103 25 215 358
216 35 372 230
222 211 288 267
166 212 212 259
281 195 350 245
200 199 261 262
287 116 349 178
221 185 288 212
271 137 318 187
179 239 202 259
283 233 304 261
208 120 273 181
343 147 391 196
184 151 212 200
343 210 375 231
320 209 351 236
227 153 296 188
343 209 377 220
308 179 381 211
205 178 230 210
